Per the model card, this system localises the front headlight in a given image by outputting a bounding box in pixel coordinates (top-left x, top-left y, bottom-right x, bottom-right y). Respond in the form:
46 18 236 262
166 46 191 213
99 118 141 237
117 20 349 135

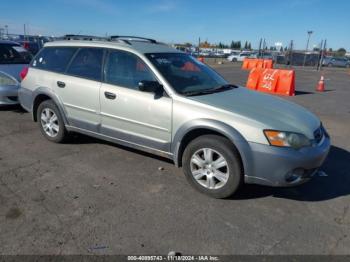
264 130 311 149
0 71 18 86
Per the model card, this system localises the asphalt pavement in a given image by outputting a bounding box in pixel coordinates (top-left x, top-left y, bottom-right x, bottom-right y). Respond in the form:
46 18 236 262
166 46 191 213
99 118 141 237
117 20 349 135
0 64 349 255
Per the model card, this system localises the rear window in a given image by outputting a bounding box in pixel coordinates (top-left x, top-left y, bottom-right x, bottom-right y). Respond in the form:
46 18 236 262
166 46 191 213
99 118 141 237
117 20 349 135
31 47 77 73
0 43 32 64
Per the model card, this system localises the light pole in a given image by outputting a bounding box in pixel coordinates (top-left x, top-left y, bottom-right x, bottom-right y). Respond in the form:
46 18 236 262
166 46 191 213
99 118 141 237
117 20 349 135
303 30 313 67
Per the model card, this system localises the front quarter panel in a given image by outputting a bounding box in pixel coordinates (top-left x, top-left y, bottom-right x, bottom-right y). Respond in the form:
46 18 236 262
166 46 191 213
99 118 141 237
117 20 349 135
172 97 262 177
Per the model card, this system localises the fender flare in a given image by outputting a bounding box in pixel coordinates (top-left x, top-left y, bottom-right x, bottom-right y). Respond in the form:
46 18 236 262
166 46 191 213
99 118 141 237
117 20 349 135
32 87 69 125
172 118 253 176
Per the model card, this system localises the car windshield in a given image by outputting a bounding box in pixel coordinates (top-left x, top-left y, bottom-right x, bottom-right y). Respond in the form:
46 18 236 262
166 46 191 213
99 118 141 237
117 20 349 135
146 52 229 96
0 43 33 64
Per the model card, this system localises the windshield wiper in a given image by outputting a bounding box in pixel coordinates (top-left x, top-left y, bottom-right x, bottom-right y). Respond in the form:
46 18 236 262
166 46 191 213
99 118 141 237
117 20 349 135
182 84 237 96
212 84 238 92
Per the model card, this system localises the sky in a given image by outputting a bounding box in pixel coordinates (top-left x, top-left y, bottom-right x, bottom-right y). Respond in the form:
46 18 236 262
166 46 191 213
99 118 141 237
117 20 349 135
0 0 349 50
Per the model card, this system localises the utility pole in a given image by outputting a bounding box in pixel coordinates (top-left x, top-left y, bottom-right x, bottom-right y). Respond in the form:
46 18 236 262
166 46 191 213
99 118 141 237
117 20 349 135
258 38 262 58
303 30 313 67
198 37 201 54
318 39 327 71
262 38 266 57
289 40 294 68
317 40 323 70
23 24 27 40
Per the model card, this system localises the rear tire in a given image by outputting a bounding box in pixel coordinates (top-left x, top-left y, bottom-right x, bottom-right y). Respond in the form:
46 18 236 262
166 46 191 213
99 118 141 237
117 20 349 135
182 135 243 198
37 100 68 143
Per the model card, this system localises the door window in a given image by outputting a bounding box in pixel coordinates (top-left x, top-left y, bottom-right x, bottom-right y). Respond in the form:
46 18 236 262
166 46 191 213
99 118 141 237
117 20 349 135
66 48 104 81
104 50 156 90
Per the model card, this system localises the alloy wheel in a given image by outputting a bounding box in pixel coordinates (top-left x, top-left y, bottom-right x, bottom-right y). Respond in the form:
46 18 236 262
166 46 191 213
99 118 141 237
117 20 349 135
40 108 59 138
190 148 229 190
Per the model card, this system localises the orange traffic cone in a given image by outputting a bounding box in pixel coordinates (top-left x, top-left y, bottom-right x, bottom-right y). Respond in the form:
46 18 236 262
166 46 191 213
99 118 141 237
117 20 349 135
316 75 325 92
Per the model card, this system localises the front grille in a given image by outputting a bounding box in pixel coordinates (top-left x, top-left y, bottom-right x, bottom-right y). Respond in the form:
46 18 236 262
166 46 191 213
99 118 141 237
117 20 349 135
314 126 324 144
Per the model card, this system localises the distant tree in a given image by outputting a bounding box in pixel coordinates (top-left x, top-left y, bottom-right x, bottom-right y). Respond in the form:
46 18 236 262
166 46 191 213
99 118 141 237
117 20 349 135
219 42 229 49
184 42 192 47
279 46 283 52
248 42 252 50
200 41 210 48
284 47 288 51
336 48 346 57
328 48 333 52
244 41 248 50
230 41 242 49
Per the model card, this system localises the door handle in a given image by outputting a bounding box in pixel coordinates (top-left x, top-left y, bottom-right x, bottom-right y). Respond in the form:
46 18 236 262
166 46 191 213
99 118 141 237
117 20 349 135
57 81 66 88
104 91 116 100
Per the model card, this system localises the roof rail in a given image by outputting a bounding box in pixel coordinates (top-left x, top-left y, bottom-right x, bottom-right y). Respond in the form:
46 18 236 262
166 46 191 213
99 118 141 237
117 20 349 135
109 35 157 44
62 34 107 41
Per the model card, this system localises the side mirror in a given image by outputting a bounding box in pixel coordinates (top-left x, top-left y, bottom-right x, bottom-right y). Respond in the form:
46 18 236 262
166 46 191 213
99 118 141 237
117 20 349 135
138 80 162 93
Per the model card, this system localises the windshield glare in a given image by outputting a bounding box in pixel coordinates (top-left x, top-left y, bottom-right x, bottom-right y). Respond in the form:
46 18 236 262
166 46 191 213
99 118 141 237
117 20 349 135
146 53 228 95
0 44 32 64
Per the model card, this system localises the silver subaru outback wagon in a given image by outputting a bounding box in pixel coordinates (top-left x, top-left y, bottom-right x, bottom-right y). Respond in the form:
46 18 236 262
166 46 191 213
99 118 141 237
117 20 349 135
19 35 330 198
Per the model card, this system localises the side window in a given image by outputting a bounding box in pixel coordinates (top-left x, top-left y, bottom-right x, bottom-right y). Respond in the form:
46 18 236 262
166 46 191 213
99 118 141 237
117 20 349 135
104 50 156 90
66 48 104 81
31 47 77 73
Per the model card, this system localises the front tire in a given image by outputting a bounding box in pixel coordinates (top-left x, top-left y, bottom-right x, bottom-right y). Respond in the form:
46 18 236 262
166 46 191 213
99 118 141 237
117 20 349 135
37 100 68 143
182 135 243 198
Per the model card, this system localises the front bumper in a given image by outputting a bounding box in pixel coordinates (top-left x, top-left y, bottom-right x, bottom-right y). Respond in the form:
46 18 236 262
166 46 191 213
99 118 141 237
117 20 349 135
245 135 331 187
0 85 19 105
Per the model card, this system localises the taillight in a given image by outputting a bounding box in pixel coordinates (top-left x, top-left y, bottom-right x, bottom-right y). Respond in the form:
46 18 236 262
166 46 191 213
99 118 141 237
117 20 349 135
20 67 29 81
22 42 30 50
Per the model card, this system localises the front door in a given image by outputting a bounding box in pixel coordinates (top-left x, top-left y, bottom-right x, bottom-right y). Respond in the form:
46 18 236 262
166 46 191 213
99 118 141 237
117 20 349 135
100 49 172 153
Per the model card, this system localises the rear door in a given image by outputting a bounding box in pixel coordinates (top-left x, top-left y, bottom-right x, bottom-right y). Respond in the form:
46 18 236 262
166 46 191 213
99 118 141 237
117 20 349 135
100 49 172 153
55 47 104 132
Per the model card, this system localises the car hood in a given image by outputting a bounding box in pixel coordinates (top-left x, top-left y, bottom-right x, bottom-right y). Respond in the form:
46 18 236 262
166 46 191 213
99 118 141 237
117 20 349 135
0 64 27 82
188 87 320 139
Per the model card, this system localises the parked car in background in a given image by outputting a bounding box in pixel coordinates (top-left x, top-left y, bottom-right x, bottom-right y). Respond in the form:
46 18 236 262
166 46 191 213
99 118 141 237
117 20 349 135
1 34 52 55
17 41 41 55
259 53 274 60
213 51 225 58
199 50 212 57
0 40 32 105
276 52 320 66
322 57 350 68
19 35 330 198
227 52 254 62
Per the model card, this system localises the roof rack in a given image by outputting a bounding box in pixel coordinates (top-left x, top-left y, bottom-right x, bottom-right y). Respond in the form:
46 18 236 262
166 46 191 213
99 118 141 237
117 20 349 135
109 35 157 44
57 34 160 46
62 34 107 41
